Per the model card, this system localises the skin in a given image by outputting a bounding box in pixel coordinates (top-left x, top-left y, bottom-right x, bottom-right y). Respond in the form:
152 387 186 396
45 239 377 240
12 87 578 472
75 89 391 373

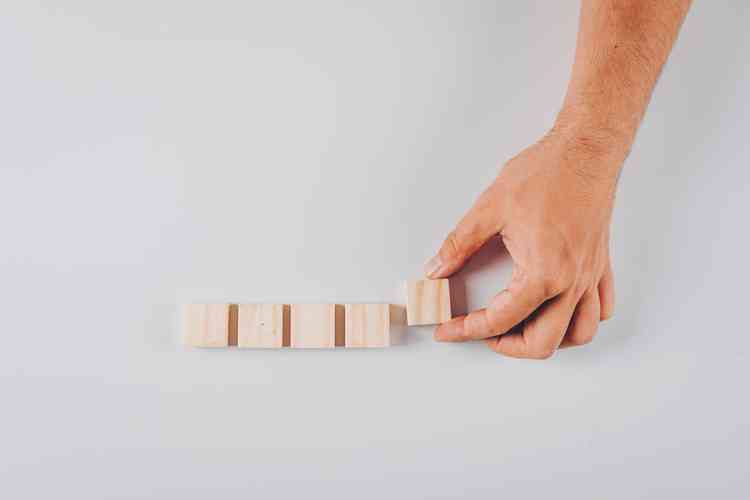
426 0 692 359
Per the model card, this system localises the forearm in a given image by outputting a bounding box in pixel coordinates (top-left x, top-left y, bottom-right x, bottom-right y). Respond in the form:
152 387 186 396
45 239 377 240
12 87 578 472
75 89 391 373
430 1 693 357
555 0 691 168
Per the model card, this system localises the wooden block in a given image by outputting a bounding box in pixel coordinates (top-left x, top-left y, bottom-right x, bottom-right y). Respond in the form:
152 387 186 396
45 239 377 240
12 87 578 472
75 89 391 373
290 304 336 348
237 304 284 348
183 304 230 347
406 279 451 326
345 304 390 348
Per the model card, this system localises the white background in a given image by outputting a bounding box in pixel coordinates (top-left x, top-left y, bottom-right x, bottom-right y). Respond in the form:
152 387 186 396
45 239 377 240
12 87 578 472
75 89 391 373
2 1 749 498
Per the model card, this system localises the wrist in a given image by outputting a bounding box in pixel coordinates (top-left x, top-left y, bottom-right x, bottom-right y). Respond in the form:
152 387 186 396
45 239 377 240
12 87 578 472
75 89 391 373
548 106 633 180
534 113 628 192
553 105 635 157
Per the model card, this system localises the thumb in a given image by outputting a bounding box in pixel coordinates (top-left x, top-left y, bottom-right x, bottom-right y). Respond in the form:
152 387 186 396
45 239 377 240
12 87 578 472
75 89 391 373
425 188 504 278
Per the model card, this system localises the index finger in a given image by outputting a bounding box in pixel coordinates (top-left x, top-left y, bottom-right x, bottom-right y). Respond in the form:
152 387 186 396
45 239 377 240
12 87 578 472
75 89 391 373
434 279 553 342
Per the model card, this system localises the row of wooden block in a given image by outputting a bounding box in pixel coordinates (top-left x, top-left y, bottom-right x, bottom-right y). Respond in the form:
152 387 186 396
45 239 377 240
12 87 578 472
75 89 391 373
183 279 452 348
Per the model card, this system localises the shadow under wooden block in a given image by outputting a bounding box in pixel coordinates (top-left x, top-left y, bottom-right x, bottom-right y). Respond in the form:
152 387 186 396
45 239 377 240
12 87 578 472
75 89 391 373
237 304 284 348
344 304 390 348
405 279 452 326
290 304 336 348
183 304 231 347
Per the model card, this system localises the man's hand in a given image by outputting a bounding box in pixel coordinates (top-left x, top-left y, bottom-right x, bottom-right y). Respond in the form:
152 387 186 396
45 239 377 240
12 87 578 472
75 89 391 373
427 129 623 358
425 0 691 358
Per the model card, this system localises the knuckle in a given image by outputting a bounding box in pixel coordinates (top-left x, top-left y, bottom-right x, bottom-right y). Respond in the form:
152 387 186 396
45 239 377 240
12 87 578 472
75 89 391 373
569 319 599 346
441 231 464 261
529 346 556 360
535 244 577 294
464 311 492 340
458 322 474 341
570 332 595 346
527 337 558 360
539 271 570 297
458 316 473 341
521 276 547 302
541 277 561 297
573 274 595 297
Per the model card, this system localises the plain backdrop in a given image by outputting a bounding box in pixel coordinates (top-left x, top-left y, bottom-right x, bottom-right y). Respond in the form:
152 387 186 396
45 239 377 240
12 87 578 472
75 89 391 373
1 1 749 498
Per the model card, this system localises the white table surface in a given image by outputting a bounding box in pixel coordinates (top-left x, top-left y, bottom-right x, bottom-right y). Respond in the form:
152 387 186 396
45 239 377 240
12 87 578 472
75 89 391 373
2 1 749 498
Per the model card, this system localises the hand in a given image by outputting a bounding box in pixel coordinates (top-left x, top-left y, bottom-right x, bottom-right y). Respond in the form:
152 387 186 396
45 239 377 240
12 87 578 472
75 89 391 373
427 129 624 359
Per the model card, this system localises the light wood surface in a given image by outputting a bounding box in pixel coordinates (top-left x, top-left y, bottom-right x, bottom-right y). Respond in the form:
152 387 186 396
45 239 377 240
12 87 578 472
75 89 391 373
183 304 230 347
406 279 452 326
344 304 390 348
290 304 336 348
237 304 284 348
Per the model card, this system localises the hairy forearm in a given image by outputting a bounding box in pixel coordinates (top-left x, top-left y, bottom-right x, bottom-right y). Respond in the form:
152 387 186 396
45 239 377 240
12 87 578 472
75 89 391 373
555 0 691 167
430 1 693 357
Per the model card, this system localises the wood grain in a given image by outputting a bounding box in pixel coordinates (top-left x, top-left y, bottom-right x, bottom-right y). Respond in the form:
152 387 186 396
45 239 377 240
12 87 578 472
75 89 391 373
237 304 284 348
344 304 390 348
183 304 230 347
290 304 336 348
406 279 452 326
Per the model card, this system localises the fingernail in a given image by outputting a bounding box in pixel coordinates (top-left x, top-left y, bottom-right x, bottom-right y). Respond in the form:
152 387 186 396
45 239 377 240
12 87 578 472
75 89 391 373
424 255 443 278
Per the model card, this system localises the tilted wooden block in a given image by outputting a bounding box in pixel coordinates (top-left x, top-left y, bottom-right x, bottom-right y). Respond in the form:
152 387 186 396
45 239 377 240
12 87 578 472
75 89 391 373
184 303 230 347
290 304 336 348
406 279 452 326
237 304 285 348
344 304 390 348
